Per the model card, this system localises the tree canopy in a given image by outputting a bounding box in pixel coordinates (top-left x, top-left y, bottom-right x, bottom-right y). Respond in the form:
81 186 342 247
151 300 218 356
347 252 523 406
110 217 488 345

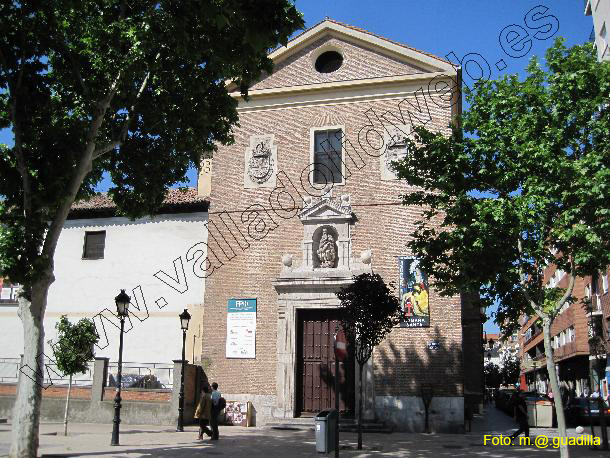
336 273 401 366
395 38 610 331
394 38 610 457
0 0 304 292
0 3 304 456
52 316 98 377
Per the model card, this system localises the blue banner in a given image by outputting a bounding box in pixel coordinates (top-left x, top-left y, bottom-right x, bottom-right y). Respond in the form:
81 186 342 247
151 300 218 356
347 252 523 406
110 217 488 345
227 298 257 313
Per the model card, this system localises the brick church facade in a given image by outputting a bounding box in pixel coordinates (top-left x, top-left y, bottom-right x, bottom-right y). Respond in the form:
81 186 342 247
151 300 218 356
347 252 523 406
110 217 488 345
198 19 483 432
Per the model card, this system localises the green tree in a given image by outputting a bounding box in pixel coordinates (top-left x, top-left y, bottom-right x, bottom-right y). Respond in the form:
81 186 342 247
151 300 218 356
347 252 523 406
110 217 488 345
0 2 303 456
484 362 501 389
394 39 610 458
500 353 520 387
52 316 98 436
336 273 401 450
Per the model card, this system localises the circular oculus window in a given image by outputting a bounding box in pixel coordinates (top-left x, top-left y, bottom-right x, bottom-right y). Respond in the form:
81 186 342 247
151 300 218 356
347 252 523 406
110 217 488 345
314 51 343 73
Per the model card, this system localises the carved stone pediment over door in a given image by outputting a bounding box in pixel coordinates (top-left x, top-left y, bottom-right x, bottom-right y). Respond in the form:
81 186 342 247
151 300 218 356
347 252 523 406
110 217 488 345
272 192 375 420
298 193 354 271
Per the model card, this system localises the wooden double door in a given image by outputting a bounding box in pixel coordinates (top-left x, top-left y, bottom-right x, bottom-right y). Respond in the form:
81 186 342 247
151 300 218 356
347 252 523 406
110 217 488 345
296 308 355 416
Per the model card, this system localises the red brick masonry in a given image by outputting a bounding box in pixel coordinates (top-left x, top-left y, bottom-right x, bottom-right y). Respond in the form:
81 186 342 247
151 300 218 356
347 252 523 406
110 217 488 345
0 384 171 402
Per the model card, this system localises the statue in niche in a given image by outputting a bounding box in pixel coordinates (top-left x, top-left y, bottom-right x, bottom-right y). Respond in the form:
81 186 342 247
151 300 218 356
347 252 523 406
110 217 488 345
316 228 337 268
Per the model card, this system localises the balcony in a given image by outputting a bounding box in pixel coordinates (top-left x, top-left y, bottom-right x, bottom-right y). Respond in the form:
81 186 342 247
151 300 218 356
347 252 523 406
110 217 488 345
585 0 592 16
553 341 578 360
522 354 546 372
591 294 603 314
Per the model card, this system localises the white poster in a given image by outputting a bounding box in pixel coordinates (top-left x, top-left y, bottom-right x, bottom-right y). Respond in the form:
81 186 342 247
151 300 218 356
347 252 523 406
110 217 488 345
226 298 256 359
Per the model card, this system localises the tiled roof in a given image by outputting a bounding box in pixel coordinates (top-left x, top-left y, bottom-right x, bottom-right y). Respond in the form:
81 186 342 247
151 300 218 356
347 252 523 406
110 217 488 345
69 188 209 219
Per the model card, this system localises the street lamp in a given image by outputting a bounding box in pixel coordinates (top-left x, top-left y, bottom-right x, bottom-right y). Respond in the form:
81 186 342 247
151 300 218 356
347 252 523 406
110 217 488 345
111 289 130 446
177 308 191 432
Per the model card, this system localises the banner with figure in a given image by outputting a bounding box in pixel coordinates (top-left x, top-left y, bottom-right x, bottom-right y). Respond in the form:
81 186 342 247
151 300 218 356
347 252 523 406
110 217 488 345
398 257 430 327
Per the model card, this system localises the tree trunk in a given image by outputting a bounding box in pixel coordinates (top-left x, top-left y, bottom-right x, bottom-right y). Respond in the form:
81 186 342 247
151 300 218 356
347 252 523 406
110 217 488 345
542 318 569 458
10 284 49 458
63 374 72 436
357 363 363 450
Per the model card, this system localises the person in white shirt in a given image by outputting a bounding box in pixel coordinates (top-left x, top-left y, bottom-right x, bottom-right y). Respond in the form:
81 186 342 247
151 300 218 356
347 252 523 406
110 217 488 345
210 382 221 440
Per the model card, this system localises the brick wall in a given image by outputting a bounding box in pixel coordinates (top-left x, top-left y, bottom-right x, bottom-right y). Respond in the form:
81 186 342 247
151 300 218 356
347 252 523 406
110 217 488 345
251 35 427 91
102 387 171 402
0 383 172 402
0 383 91 400
201 78 463 399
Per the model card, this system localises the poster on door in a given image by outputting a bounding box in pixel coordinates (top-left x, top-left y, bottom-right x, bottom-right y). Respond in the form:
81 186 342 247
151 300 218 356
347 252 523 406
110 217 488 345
398 257 430 327
226 298 257 358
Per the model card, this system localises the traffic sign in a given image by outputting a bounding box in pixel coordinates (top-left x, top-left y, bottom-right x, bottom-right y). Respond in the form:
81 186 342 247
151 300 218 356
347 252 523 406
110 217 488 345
334 329 348 361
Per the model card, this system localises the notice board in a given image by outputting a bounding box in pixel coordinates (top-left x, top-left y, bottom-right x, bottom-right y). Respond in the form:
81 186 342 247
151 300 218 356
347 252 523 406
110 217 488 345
223 400 252 426
226 298 256 358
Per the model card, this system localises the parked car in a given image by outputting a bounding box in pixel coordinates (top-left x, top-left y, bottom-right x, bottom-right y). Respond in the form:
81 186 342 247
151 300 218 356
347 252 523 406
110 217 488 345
565 398 610 426
108 373 163 389
523 391 551 403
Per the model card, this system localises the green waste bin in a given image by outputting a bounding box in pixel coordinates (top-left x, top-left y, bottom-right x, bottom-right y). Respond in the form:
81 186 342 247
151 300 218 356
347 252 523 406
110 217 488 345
315 409 337 453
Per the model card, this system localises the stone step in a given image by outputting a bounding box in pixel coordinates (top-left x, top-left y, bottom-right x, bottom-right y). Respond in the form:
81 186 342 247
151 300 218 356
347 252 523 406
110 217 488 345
266 417 315 430
266 417 392 433
339 424 393 433
339 417 393 433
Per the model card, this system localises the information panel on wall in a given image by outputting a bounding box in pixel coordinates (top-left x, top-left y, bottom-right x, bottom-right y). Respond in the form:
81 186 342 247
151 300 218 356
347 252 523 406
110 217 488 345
398 257 430 328
226 298 257 358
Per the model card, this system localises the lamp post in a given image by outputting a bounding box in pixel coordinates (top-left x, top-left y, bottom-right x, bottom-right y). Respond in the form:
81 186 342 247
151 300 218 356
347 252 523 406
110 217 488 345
177 308 191 432
111 289 130 446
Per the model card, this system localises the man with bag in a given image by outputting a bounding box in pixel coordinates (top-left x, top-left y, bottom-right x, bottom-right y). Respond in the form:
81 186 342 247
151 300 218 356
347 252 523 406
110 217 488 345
210 382 225 440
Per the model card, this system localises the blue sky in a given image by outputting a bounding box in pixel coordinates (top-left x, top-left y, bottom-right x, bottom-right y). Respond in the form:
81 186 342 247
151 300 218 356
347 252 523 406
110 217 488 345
292 0 591 334
0 1 592 332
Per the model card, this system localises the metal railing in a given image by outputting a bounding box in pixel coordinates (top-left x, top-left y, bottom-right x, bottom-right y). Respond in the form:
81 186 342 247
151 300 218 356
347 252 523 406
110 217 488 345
106 362 173 389
0 358 94 386
0 358 20 383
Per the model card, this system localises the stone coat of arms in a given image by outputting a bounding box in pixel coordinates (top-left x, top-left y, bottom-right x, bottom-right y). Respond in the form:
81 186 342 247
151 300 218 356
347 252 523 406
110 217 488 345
380 125 410 180
244 134 277 188
248 139 274 184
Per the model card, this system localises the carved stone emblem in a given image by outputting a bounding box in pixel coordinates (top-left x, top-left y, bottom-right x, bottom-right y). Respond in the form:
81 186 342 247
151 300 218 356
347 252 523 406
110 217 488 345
316 227 337 268
244 134 277 188
248 138 274 184
380 125 410 180
385 133 409 170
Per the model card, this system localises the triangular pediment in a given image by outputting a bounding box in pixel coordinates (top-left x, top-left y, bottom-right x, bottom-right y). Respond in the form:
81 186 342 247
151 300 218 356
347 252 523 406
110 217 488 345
228 19 456 93
300 196 353 222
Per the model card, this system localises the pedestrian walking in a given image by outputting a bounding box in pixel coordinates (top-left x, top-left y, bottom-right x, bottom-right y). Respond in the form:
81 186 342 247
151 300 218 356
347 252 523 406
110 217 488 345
194 384 213 440
509 390 529 443
210 382 222 440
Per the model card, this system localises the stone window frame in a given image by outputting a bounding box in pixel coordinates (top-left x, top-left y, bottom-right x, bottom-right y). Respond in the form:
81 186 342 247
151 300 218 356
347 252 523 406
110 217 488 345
309 125 346 187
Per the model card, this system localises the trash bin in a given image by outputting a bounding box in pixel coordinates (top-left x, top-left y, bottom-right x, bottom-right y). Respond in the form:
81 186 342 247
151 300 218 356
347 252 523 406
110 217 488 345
315 409 338 453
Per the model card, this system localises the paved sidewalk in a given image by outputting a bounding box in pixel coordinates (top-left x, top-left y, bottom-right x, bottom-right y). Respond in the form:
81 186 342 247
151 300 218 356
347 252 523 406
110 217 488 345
1 407 610 457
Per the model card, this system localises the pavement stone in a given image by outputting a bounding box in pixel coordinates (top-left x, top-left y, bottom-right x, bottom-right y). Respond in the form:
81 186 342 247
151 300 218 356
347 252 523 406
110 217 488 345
1 406 609 457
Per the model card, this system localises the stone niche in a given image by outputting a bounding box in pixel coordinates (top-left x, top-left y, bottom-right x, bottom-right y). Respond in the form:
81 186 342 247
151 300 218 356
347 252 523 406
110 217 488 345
272 193 375 420
298 193 353 271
